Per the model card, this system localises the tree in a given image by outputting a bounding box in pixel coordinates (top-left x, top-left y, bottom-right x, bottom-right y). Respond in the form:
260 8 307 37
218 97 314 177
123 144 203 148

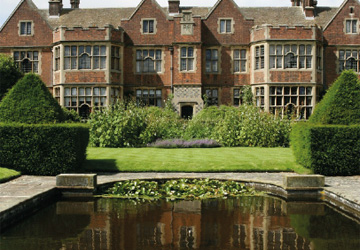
0 54 23 100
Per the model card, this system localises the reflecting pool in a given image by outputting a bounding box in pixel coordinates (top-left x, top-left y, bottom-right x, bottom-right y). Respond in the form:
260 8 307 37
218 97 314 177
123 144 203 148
1 196 359 249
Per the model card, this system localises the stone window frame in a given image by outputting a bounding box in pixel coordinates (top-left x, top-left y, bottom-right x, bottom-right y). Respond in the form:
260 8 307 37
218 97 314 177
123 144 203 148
111 46 121 72
13 50 40 74
141 18 157 35
338 48 360 73
135 48 164 74
179 46 196 72
203 88 219 106
64 86 107 112
232 47 247 74
269 43 313 70
316 45 322 70
135 88 162 107
255 45 264 70
54 46 61 71
255 86 265 109
269 85 314 120
204 47 221 74
63 44 108 71
344 18 359 34
18 20 34 36
218 18 234 34
233 87 245 106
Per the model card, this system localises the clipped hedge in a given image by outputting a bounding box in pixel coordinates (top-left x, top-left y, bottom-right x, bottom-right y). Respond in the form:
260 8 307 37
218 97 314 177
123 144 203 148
291 122 360 176
0 74 65 124
0 123 89 175
309 70 360 125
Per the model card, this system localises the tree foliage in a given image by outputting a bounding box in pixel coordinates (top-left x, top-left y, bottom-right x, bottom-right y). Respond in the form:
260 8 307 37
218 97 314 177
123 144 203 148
0 54 23 100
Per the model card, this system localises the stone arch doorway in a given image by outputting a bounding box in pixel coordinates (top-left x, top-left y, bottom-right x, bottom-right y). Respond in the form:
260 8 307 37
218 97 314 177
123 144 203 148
181 105 194 119
79 104 91 119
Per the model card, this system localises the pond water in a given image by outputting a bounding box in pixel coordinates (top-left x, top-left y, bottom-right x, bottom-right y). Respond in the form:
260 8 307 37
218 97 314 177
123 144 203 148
1 196 359 250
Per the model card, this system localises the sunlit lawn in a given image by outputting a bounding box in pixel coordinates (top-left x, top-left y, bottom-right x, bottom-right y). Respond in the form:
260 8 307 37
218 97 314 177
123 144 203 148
0 167 21 183
84 147 311 174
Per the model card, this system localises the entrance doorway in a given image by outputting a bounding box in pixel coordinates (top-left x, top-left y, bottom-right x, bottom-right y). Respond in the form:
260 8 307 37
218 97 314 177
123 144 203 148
79 104 91 119
181 105 193 119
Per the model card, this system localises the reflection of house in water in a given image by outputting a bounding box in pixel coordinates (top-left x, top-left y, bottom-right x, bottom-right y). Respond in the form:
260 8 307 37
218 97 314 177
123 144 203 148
56 196 315 249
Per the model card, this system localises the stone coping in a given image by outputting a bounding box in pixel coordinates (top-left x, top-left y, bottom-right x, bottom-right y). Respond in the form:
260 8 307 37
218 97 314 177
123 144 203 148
0 173 359 231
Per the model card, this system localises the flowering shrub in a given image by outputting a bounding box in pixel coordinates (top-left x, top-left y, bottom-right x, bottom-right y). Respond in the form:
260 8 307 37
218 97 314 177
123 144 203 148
148 139 220 148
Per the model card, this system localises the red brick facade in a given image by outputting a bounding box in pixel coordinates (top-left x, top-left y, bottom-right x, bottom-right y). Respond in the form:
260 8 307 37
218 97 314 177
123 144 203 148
0 0 358 119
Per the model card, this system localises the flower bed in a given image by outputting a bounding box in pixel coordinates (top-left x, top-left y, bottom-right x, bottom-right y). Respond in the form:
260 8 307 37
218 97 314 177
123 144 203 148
147 139 221 148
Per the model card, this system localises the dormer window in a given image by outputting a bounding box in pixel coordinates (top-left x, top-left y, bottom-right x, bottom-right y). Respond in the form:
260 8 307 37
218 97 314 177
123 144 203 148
19 21 32 36
345 19 358 34
141 19 157 34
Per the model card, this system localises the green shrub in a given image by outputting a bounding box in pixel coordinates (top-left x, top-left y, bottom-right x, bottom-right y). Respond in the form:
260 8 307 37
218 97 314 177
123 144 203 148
184 106 233 140
309 70 360 125
63 107 81 123
0 54 23 100
0 123 89 175
0 74 65 123
89 101 147 147
291 122 360 176
215 105 291 147
139 106 184 145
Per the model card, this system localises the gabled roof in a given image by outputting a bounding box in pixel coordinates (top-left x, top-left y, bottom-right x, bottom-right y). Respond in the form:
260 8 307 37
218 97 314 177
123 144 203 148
204 0 240 20
39 8 135 29
1 0 29 31
125 0 169 21
0 0 53 32
17 0 337 30
323 0 354 30
240 6 338 27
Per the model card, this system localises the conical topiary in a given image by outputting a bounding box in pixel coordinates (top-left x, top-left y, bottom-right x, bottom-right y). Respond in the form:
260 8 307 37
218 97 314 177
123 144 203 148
309 70 360 125
0 73 65 123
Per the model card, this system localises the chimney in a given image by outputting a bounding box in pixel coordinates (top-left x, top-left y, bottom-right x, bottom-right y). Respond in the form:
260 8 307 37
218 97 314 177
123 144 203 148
49 0 62 16
169 0 180 14
303 0 317 18
291 0 301 6
71 0 80 9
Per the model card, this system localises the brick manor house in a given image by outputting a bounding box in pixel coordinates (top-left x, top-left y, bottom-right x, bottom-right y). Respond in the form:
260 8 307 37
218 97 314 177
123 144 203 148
0 0 359 118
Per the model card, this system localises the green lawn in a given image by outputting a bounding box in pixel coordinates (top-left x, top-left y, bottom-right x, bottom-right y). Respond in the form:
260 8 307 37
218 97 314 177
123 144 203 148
0 167 21 183
84 147 311 174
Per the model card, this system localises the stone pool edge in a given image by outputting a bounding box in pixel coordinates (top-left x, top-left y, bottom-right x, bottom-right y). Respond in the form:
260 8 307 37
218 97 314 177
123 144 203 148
0 173 359 232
